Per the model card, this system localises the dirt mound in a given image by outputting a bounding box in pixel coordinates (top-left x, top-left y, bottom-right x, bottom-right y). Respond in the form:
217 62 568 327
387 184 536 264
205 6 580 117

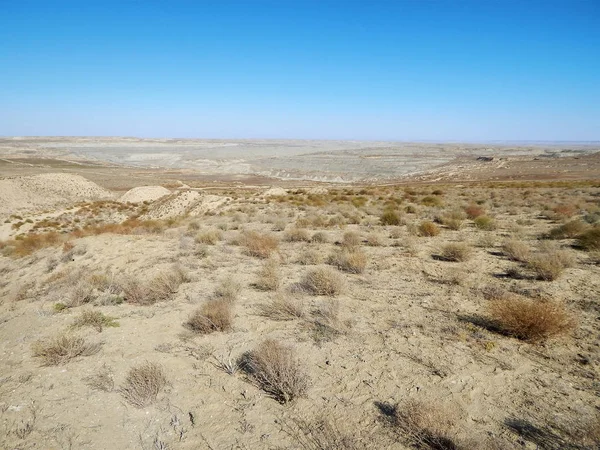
120 186 170 203
141 190 229 219
0 173 113 217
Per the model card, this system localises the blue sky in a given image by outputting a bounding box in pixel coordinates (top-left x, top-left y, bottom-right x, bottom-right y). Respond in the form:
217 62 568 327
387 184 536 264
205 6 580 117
1 0 598 140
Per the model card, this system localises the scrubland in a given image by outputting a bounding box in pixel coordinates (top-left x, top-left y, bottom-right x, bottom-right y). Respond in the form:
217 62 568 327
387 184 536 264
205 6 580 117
1 180 600 449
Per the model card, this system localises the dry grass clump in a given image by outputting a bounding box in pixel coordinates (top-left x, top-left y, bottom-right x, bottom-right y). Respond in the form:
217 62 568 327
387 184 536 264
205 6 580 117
310 231 329 243
547 220 588 239
286 416 371 450
84 364 114 392
439 243 472 262
32 334 100 365
387 399 463 450
71 310 119 332
310 299 346 344
526 249 575 281
487 296 575 342
341 231 362 249
502 239 531 262
256 294 305 321
239 339 309 403
364 233 384 247
552 203 577 219
577 227 600 251
241 231 279 258
441 210 466 230
120 362 167 408
301 267 345 296
473 215 496 230
297 247 324 265
1 231 62 257
195 228 223 245
327 249 367 273
213 277 242 302
122 267 188 305
464 204 485 219
418 221 440 237
254 259 280 291
380 210 402 226
285 228 311 242
186 299 233 333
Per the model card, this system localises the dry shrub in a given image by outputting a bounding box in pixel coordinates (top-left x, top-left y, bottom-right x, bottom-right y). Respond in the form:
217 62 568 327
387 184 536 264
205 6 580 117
254 259 280 291
341 231 361 249
214 277 242 302
65 280 95 307
186 299 233 333
310 299 345 344
285 228 311 242
502 239 531 262
120 362 167 408
256 293 305 320
389 226 403 239
123 267 188 305
552 203 577 218
548 220 588 239
526 249 574 281
380 210 402 226
487 296 575 342
4 232 62 257
301 267 345 296
577 227 600 251
442 210 466 231
418 221 440 237
195 229 222 245
84 364 114 392
310 231 329 243
327 249 367 273
464 204 485 219
286 416 372 450
297 247 324 265
241 231 279 258
364 233 384 247
439 243 472 262
389 399 463 450
72 310 119 332
32 334 100 365
239 339 309 403
473 215 496 230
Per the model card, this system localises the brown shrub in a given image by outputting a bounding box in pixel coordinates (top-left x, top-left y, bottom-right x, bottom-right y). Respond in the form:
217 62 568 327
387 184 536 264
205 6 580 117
526 249 574 281
552 203 577 218
285 228 311 242
341 231 361 249
256 294 305 321
301 267 345 296
71 310 119 332
439 243 472 262
297 247 324 265
418 221 440 237
473 215 496 230
213 277 242 303
254 259 280 291
122 267 188 305
380 210 402 226
186 299 233 333
487 296 575 342
120 362 167 408
464 204 485 219
32 334 100 365
239 339 309 403
548 220 588 239
7 232 62 257
502 239 531 262
195 229 223 245
327 249 367 273
577 227 600 251
241 231 279 258
310 231 329 243
364 233 384 247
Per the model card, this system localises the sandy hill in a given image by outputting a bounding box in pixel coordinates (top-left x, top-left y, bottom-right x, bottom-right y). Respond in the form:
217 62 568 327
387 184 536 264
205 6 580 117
0 173 114 217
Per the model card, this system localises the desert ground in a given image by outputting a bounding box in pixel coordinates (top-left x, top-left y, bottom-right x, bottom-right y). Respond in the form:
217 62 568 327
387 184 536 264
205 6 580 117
1 139 599 449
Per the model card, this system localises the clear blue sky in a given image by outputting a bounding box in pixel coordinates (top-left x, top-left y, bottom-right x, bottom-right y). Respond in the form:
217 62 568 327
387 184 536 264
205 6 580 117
1 0 598 141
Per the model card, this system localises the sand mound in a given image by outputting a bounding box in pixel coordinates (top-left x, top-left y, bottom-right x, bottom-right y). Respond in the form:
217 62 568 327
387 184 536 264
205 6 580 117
120 186 171 203
262 187 287 197
141 190 229 219
0 173 114 217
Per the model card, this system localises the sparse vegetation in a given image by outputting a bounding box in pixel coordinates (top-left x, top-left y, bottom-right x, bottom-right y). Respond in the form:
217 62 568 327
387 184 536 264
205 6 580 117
254 259 280 291
502 239 531 262
186 299 233 333
301 267 345 296
418 221 440 237
241 231 279 258
71 310 119 332
256 294 305 320
32 334 100 365
327 249 367 273
577 227 600 251
120 362 167 408
439 243 472 262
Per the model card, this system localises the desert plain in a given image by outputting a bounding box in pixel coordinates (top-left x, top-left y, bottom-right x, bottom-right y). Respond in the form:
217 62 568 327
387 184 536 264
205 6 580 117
0 137 599 449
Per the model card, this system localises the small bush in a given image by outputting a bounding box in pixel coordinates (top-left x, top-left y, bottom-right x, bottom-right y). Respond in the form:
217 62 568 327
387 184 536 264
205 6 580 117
214 277 242 303
341 231 361 249
297 248 324 265
464 204 485 219
120 362 167 408
186 299 233 334
310 232 329 243
254 259 280 291
487 296 575 342
577 227 600 251
526 249 574 281
439 243 472 262
552 203 577 218
502 239 531 262
72 310 119 332
418 221 440 237
548 220 588 239
32 334 99 365
380 210 402 226
285 228 311 242
241 231 279 258
122 267 188 305
239 339 309 403
364 233 384 247
301 267 345 296
256 294 305 321
421 196 442 207
473 215 496 230
327 249 367 273
195 229 222 245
